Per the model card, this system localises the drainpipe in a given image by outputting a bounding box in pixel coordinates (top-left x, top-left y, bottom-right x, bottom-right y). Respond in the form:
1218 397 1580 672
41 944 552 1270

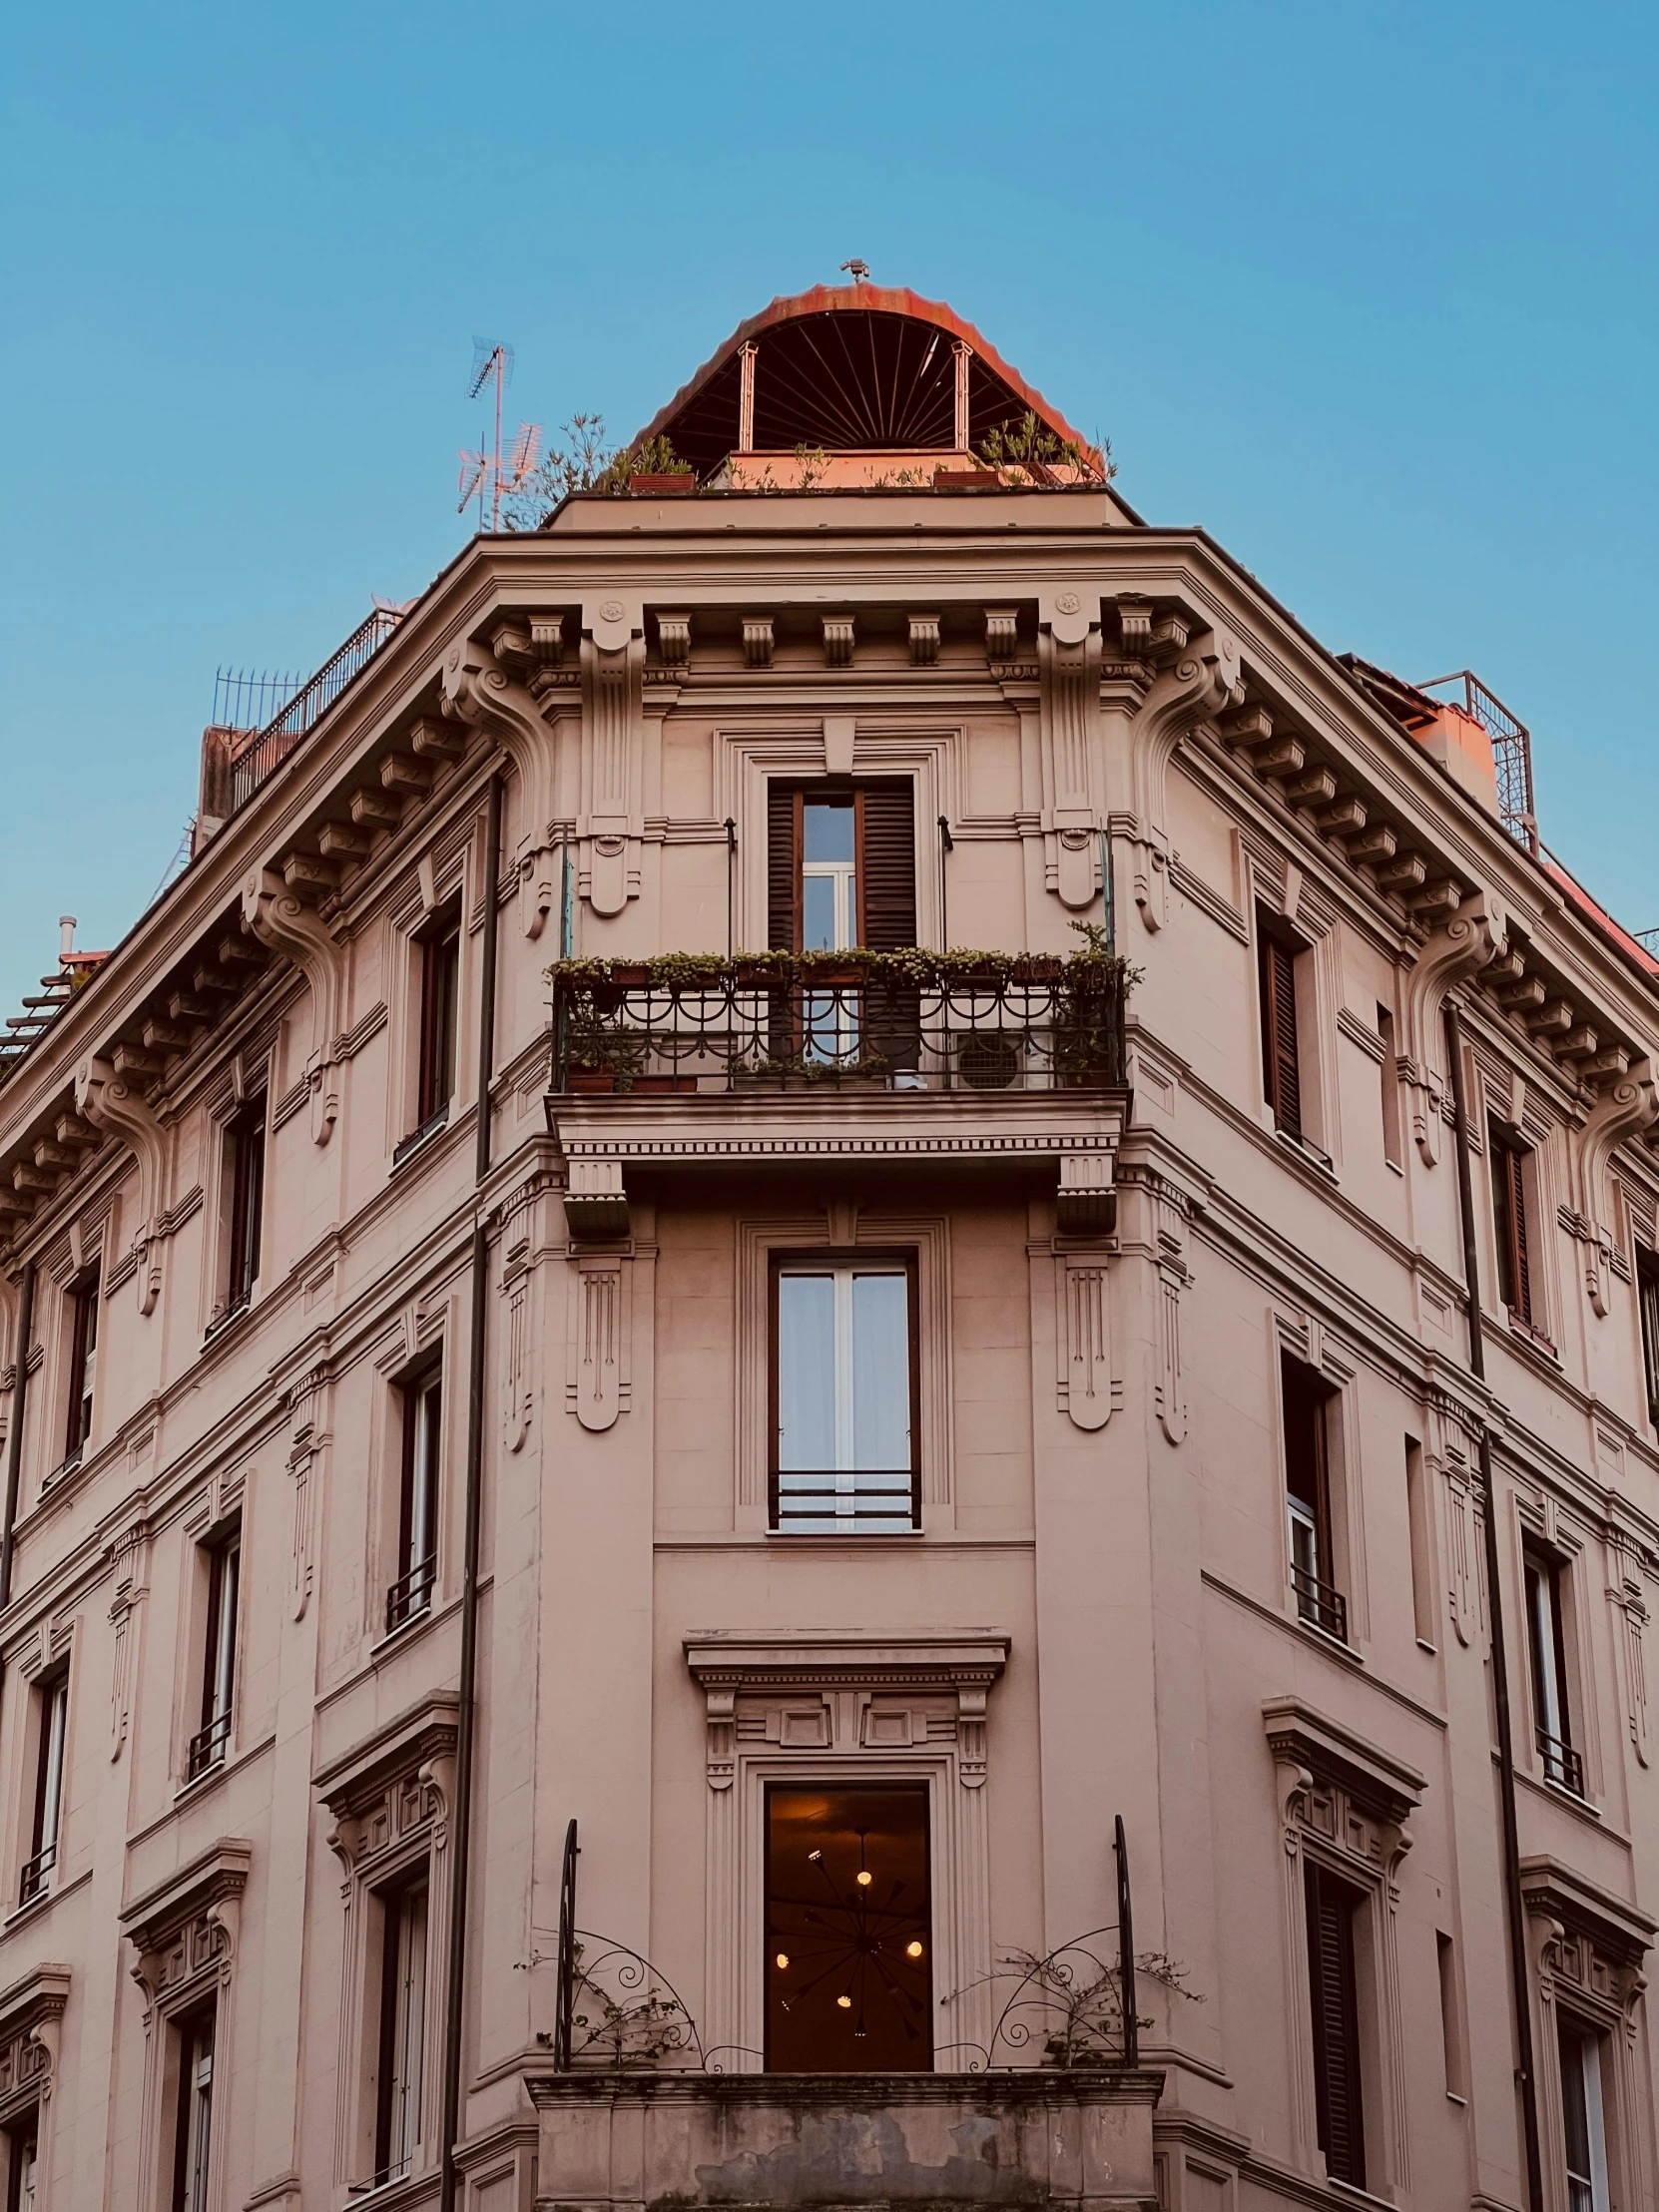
1444 1002 1544 2212
0 1262 36 1608
440 770 502 2212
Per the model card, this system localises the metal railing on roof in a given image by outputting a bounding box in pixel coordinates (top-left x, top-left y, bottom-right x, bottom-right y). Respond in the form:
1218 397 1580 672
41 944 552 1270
1420 670 1538 856
229 606 404 815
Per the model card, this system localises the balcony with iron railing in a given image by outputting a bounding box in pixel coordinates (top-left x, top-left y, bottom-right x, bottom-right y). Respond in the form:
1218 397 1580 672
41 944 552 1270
1291 1563 1349 1643
546 950 1132 1237
1537 1727 1585 1798
385 1554 437 1636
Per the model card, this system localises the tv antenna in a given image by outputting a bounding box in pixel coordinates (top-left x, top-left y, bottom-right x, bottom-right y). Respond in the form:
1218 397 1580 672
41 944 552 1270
457 339 541 530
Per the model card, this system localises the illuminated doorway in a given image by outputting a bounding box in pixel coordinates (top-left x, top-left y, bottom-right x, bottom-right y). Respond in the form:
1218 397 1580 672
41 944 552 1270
766 1785 931 2070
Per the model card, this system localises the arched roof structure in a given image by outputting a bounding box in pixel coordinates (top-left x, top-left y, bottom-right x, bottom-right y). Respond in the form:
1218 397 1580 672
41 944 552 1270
631 283 1104 481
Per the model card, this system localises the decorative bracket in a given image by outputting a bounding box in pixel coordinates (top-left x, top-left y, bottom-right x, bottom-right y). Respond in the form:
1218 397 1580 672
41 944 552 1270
1401 901 1505 1166
74 1056 168 1313
241 870 348 1146
1120 617 1244 931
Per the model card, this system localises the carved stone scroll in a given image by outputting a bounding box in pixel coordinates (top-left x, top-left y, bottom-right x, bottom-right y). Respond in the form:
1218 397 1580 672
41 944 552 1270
74 1056 169 1314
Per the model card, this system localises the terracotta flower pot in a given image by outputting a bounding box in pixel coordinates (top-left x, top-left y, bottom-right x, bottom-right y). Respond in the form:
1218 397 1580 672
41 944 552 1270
628 474 698 495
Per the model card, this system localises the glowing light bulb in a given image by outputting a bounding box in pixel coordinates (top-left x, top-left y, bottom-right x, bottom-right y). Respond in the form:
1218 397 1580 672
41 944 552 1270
856 1870 872 1887
836 1993 852 2009
905 1940 924 1959
808 1850 824 1863
775 1952 790 1970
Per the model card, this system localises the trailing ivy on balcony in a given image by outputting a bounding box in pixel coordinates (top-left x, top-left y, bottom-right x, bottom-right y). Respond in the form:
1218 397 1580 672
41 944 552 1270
547 934 1135 1098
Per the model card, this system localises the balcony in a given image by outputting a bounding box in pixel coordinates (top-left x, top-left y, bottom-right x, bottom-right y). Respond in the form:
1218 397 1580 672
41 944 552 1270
547 951 1130 1240
1537 1727 1585 1798
524 2068 1163 2212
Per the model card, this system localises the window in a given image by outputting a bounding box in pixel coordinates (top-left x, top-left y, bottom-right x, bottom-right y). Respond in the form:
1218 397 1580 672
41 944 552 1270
772 1261 916 1531
372 1878 428 2187
1490 1123 1535 1326
766 1786 930 2070
1637 1248 1659 1428
1304 1860 1367 2187
187 1533 240 1781
414 904 461 1132
1557 2017 1611 2212
1435 1931 1465 2097
1404 1436 1435 1647
19 1672 67 1906
1525 1544 1583 1795
1283 1356 1345 1641
62 1269 99 1465
3 2113 36 2212
169 2006 215 2212
768 782 917 955
387 1370 441 1631
224 1099 266 1314
1258 915 1304 1138
1378 1003 1402 1168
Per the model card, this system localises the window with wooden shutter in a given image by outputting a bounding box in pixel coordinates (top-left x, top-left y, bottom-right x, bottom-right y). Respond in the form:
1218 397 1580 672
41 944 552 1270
1490 1124 1534 1325
857 781 917 951
1638 1250 1659 1427
1304 1860 1367 2188
1257 919 1304 1137
767 781 917 951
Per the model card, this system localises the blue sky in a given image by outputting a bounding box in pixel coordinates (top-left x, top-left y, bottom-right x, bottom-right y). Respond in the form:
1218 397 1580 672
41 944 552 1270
3 1 1655 1016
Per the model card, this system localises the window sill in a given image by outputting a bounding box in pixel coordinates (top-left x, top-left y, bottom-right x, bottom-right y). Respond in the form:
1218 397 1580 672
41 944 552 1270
1329 2179 1399 2211
1292 1613 1366 1670
42 1446 84 1491
1273 1126 1337 1178
173 1755 230 1808
3 1863 90 1933
767 1526 924 1541
204 1295 255 1345
371 1598 444 1661
1504 1311 1557 1358
392 1103 450 1170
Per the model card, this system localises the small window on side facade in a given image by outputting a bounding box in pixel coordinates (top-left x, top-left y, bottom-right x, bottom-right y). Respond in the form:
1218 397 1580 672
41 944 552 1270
1490 1122 1534 1326
63 1268 100 1465
1524 1544 1583 1796
772 1260 916 1532
1304 1859 1367 2188
387 1370 442 1632
169 2005 215 2212
1636 1248 1659 1430
20 1670 68 1906
1257 915 1304 1138
225 1099 266 1314
1282 1356 1345 1641
414 905 461 1132
1557 2015 1611 2212
187 1531 241 1781
372 1876 428 2187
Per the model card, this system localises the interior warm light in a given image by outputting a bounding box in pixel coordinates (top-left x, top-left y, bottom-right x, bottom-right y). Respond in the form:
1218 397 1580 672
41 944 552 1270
836 1993 852 2009
808 1850 824 1863
775 1952 790 1970
905 1940 924 1958
855 1870 873 1887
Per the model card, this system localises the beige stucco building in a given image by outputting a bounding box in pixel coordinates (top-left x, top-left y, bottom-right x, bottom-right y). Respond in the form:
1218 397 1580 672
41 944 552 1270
0 284 1655 2212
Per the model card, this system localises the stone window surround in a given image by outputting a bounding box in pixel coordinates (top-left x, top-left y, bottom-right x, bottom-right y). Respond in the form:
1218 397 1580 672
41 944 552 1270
1264 1696 1423 2198
315 1693 458 2197
0 1963 69 2198
121 1837 251 2212
685 1628 1007 2074
1267 1309 1366 1647
723 726 958 955
1522 1855 1654 2212
386 830 475 1156
735 1208 954 1529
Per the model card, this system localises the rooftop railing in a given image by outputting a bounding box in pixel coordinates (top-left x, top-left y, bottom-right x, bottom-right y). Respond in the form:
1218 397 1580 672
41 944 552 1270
549 950 1130 1099
228 606 405 816
1420 669 1538 855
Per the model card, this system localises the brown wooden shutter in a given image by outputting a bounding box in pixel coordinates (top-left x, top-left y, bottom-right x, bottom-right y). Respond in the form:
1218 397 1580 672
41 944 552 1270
857 781 917 951
1639 1255 1659 1419
1258 925 1303 1136
768 784 800 950
1304 1861 1367 2187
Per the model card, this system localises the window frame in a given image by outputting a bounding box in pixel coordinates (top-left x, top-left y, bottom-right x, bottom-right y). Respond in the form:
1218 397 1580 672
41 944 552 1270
223 1096 267 1317
2 2110 36 2212
167 2001 216 2212
1489 1120 1536 1328
1524 1541 1584 1797
1303 1856 1369 2188
413 901 462 1134
1257 910 1306 1139
1556 2011 1612 2212
767 1252 920 1534
1636 1245 1659 1431
387 1364 443 1633
19 1670 68 1908
187 1528 242 1783
1281 1354 1347 1643
62 1267 100 1467
371 1871 429 2189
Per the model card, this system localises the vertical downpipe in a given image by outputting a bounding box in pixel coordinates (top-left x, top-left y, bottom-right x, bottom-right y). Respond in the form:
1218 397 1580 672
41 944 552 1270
1444 1002 1544 2212
440 770 502 2212
0 1262 36 1608
937 816 953 948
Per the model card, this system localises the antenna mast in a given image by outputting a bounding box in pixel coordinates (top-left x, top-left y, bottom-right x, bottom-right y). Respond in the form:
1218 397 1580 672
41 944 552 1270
457 340 540 530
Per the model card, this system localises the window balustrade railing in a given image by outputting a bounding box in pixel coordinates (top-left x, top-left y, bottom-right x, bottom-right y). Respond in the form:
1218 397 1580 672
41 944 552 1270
17 1842 54 1908
550 952 1129 1099
1291 1562 1349 1643
385 1554 436 1635
186 1710 232 1782
1536 1727 1585 1797
226 607 404 816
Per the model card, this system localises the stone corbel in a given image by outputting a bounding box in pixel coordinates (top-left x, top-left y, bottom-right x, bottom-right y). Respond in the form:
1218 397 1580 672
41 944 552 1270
1037 591 1103 910
1572 1057 1658 1316
1400 901 1505 1166
73 1057 168 1314
1121 618 1244 931
241 871 347 1146
441 630 560 933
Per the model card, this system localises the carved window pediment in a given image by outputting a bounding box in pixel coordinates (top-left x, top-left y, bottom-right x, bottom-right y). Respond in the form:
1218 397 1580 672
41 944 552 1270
1263 1696 1424 1856
121 1838 251 2013
1521 1855 1655 2015
0 1965 69 2121
313 1692 458 1878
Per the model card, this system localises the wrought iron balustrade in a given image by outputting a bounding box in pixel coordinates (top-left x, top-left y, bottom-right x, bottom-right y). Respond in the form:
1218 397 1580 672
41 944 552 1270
385 1554 436 1634
186 1710 232 1782
17 1842 54 1908
550 953 1128 1098
1292 1563 1349 1643
229 605 404 815
1536 1727 1584 1797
